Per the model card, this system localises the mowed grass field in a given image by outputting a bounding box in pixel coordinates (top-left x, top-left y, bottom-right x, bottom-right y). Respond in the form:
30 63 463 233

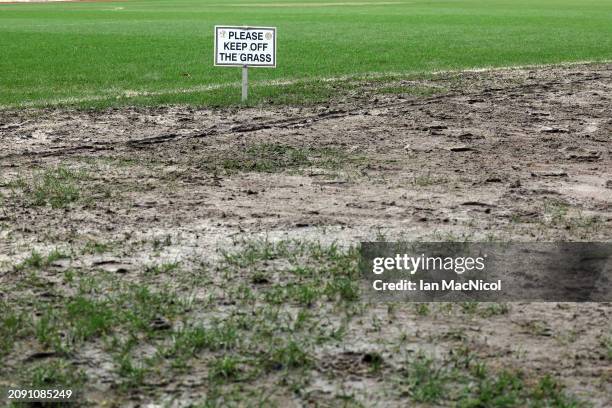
1 0 612 108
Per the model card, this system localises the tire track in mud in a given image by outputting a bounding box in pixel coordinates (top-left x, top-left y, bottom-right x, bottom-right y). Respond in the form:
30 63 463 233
0 71 608 162
0 98 433 161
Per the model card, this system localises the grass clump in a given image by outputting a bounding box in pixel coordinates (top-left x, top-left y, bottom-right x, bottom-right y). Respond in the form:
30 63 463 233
145 261 181 276
205 143 348 174
411 172 449 187
600 335 612 361
82 240 114 255
263 340 312 371
0 305 24 357
65 296 116 342
397 351 585 407
164 321 239 361
27 359 86 389
209 356 242 382
529 375 584 408
540 199 603 238
403 355 449 403
221 239 360 305
15 249 69 271
115 352 150 389
0 235 591 406
222 143 309 172
458 369 524 407
458 369 584 408
8 166 84 209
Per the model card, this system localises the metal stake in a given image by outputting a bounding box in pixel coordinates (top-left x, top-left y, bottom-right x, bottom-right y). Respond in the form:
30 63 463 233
241 65 248 102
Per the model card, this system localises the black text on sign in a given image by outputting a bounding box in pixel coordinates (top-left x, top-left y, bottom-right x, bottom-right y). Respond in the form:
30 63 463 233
214 26 276 67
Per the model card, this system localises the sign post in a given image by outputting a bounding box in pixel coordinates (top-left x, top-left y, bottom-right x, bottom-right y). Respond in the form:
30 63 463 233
214 26 277 103
242 65 248 102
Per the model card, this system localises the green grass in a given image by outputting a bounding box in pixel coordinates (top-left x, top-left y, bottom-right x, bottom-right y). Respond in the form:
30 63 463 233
26 359 87 392
7 166 83 209
212 143 343 173
403 354 449 402
15 249 69 271
397 350 585 408
2 239 361 402
601 335 612 361
1 238 591 406
1 0 611 108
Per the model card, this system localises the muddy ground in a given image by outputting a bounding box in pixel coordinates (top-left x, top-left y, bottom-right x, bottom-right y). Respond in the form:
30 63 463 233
0 63 611 407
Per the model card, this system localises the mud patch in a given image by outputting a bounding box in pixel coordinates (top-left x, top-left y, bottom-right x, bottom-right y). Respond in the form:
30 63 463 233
0 63 611 407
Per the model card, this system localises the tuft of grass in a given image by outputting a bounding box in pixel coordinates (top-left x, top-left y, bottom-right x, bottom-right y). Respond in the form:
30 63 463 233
8 167 84 209
83 240 114 255
115 353 149 389
458 369 524 408
203 143 348 174
0 305 23 357
31 167 81 208
16 249 69 271
530 375 583 408
479 303 511 317
411 172 449 187
222 239 360 307
35 310 64 351
325 276 360 302
65 296 116 342
415 303 430 316
403 355 448 403
363 352 384 373
20 250 44 269
164 326 214 360
460 301 480 315
145 261 181 276
209 356 241 382
540 200 602 237
600 335 612 361
26 359 86 391
543 199 570 224
263 340 312 371
170 322 238 357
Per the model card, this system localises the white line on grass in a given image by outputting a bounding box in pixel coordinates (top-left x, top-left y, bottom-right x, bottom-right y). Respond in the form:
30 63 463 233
224 2 406 7
1 59 610 109
0 0 75 2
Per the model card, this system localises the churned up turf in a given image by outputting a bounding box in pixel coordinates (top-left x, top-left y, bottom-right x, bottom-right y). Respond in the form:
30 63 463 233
1 63 611 406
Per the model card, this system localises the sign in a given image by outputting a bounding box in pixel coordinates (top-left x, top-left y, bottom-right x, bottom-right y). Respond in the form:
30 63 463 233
214 26 276 68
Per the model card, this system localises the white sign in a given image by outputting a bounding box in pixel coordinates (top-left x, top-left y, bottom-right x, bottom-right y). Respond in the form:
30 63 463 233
214 26 276 68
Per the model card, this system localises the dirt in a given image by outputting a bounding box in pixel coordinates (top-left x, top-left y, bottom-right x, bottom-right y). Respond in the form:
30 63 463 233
0 63 611 406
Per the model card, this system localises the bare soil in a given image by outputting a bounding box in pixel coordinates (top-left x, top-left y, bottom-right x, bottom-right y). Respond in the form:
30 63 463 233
0 63 611 407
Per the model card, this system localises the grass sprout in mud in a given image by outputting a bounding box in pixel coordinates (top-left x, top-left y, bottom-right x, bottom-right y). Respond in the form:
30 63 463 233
5 166 83 209
0 238 595 406
0 240 362 405
199 143 351 174
2 165 117 210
